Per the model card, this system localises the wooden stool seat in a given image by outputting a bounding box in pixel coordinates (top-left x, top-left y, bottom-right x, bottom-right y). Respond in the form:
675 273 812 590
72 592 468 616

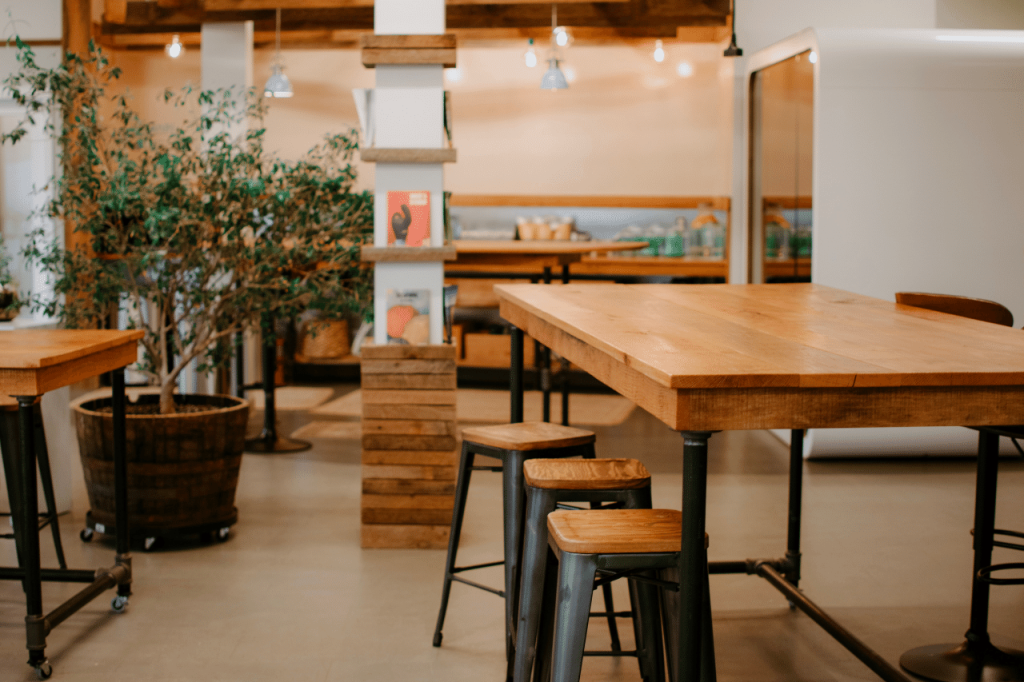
461 421 595 452
548 509 707 555
524 458 650 490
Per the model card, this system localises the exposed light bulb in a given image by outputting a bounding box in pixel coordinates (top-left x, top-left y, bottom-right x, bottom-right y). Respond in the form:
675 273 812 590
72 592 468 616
653 39 665 63
676 61 693 78
562 65 577 84
808 50 818 64
554 27 569 47
165 34 184 59
525 38 537 68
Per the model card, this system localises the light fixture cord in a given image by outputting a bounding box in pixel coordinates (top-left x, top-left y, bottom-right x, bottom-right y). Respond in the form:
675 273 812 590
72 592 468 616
275 8 282 62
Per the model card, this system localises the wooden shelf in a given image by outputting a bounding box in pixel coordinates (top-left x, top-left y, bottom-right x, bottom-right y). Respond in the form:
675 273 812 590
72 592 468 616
360 148 457 164
449 194 730 210
573 256 728 278
362 245 457 263
361 34 457 68
764 258 812 278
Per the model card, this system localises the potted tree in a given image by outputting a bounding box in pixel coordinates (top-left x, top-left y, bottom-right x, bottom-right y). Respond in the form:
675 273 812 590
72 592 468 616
2 40 373 547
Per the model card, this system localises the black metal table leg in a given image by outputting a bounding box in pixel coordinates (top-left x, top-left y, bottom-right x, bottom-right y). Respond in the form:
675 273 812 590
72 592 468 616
540 267 552 423
511 326 524 424
17 395 47 673
112 369 132 601
245 335 311 454
900 429 1024 682
785 429 804 589
679 431 713 682
559 265 570 427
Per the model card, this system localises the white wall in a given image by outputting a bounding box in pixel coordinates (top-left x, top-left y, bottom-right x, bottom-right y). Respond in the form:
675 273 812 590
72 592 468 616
0 1 60 41
937 0 1024 29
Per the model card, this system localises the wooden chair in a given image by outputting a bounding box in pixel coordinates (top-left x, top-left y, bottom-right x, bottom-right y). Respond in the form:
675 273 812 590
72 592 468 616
894 292 1013 327
895 292 1024 680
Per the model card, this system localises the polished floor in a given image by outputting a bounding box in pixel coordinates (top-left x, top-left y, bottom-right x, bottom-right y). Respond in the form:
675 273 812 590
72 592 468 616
1 384 1023 681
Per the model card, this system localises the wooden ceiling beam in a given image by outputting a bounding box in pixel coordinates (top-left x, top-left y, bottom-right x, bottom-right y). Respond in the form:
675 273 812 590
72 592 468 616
110 0 727 33
203 0 627 8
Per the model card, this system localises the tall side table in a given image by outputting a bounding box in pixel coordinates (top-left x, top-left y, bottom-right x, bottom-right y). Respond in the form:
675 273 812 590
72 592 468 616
0 329 142 679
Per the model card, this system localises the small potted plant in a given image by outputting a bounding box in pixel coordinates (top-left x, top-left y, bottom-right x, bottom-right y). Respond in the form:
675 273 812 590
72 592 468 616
2 40 373 546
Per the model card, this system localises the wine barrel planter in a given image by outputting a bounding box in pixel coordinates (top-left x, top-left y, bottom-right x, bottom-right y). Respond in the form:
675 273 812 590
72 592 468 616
72 393 250 547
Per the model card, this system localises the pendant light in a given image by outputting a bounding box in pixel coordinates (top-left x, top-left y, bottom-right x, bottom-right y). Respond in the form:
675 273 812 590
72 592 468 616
723 0 743 57
540 5 568 90
165 34 184 59
524 38 538 68
264 8 293 98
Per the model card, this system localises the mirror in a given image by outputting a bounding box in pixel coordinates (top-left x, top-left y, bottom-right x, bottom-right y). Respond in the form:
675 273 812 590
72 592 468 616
749 50 814 283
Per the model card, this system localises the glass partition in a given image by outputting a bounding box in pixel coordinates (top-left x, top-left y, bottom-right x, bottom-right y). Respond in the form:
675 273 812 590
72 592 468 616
749 50 813 283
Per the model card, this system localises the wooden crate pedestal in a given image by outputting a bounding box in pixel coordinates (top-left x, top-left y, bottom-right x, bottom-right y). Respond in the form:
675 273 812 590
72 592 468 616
361 345 457 549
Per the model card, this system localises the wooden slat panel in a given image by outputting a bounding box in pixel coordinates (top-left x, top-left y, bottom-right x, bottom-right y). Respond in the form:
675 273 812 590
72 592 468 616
362 508 453 525
362 345 456 360
362 464 457 480
362 435 458 452
361 373 457 390
360 34 456 49
360 148 457 164
362 404 456 420
362 450 457 466
361 359 456 375
362 479 455 495
363 419 456 436
361 524 449 549
362 47 457 68
362 389 456 405
362 494 455 509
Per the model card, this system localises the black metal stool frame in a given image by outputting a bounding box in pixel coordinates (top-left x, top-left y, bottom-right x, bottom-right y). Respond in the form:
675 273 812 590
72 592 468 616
433 436 595 682
514 482 654 682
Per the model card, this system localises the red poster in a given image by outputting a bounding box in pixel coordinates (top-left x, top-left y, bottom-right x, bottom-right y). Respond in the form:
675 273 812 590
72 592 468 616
386 191 431 247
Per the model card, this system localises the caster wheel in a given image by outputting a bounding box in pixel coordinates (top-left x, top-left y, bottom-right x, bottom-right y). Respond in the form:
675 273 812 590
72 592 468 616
216 527 230 542
34 662 52 680
432 632 442 647
80 528 93 542
143 537 158 552
111 595 129 613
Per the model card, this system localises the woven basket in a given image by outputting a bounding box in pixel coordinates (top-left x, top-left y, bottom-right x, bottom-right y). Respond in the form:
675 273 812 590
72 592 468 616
299 319 351 359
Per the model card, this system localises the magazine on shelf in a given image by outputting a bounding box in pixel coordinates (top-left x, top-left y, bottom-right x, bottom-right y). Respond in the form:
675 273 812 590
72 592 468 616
387 191 431 247
386 289 430 345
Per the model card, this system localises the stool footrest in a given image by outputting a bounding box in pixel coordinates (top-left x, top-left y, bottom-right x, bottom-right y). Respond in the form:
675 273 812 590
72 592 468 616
449 574 505 597
469 465 503 472
583 650 639 657
993 528 1024 553
595 568 680 592
589 610 634 618
451 559 504 573
977 562 1024 585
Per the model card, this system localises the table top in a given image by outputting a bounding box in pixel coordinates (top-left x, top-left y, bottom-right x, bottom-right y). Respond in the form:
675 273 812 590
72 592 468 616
0 329 143 396
454 240 646 255
496 283 1024 431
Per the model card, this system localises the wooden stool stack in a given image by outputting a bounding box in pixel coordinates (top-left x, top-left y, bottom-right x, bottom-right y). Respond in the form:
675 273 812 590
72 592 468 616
432 420 597 679
514 458 659 682
541 509 716 682
360 345 458 549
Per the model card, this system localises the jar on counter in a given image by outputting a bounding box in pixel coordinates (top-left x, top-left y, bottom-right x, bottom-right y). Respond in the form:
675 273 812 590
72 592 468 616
665 217 686 257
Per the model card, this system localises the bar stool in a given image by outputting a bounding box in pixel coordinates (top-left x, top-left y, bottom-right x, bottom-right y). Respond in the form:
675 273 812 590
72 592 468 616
541 509 716 682
432 421 597 676
0 399 67 571
514 458 656 682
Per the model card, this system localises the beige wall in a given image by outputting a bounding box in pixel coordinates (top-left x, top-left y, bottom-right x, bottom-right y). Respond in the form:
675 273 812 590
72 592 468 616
111 39 736 198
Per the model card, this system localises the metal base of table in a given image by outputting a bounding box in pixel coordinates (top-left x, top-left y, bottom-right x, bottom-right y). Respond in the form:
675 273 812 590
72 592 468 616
900 641 1024 682
244 435 311 454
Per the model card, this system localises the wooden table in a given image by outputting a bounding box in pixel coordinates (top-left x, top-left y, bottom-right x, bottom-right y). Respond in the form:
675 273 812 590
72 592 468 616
495 282 1024 682
0 329 142 679
450 240 648 425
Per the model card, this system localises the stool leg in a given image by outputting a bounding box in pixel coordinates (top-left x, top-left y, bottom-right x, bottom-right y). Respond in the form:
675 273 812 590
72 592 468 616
32 407 67 570
515 489 558 682
631 573 665 682
504 450 529 681
552 551 598 682
534 547 559 682
599 580 622 652
0 410 26 572
434 442 475 647
659 559 716 682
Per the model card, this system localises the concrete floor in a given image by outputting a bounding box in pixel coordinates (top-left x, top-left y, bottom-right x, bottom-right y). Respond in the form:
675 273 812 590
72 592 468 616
1 384 1023 681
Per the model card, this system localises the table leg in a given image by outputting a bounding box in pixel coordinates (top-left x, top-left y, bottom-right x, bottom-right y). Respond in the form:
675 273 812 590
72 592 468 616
679 431 713 682
559 265 571 426
541 268 552 423
245 335 311 454
511 326 524 424
900 429 1024 682
112 369 132 599
785 429 804 589
18 395 47 671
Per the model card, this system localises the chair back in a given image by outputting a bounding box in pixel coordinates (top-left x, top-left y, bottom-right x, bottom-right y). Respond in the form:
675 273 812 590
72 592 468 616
895 292 1013 327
